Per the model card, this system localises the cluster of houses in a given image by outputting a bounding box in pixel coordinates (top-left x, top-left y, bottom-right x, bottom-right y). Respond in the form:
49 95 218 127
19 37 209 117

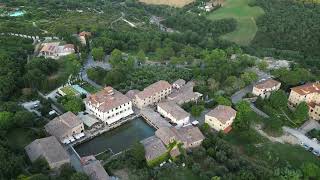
198 0 224 12
251 78 320 121
25 77 320 174
38 31 90 59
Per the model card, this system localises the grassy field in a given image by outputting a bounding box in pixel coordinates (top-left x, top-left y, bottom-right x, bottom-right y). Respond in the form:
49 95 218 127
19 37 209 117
207 0 264 45
138 0 194 7
60 86 78 96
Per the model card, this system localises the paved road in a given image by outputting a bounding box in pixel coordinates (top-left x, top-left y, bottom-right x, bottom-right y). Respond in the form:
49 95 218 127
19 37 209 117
80 54 112 89
21 100 41 116
283 126 320 153
250 103 269 118
231 68 271 104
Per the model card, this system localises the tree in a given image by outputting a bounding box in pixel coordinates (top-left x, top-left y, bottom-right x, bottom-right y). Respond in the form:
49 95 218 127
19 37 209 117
301 163 320 179
258 60 268 71
28 174 49 180
58 96 84 113
191 105 205 117
233 101 252 130
207 78 220 92
109 49 123 67
293 102 309 124
215 96 232 106
136 50 146 64
30 158 49 174
240 71 258 85
130 142 146 167
0 111 14 130
268 90 288 109
70 173 89 180
92 47 104 61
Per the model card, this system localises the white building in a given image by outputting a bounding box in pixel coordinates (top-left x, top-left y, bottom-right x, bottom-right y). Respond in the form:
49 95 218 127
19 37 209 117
84 87 134 125
39 42 75 59
134 80 172 109
205 105 237 133
252 79 281 99
157 101 190 127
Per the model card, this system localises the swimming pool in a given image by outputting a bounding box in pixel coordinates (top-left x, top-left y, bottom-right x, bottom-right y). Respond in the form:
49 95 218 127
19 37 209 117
72 85 89 95
9 11 25 17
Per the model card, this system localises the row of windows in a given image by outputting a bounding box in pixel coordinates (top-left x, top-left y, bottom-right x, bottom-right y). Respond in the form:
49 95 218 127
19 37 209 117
106 107 131 119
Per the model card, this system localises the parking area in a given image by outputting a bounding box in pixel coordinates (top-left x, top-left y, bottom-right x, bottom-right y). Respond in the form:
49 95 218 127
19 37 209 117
21 100 41 116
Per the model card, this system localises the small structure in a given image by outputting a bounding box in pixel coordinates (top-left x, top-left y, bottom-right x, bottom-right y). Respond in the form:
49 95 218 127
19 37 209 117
85 86 134 125
25 136 70 169
168 81 202 105
252 79 281 99
81 155 111 180
39 42 75 59
78 113 100 128
140 107 172 129
45 112 85 143
205 105 237 133
157 101 190 127
134 80 172 109
172 79 186 90
141 136 167 162
78 31 91 45
288 82 320 120
170 146 181 158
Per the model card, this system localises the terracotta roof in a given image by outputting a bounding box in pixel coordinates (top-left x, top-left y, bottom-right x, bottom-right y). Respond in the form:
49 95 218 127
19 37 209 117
206 105 237 124
254 79 281 89
45 112 83 140
79 31 92 37
173 79 186 87
291 82 320 95
136 80 171 100
63 44 74 50
40 42 60 53
141 136 167 161
308 102 320 108
170 147 181 158
85 87 131 112
125 89 140 100
155 125 204 148
140 107 172 129
81 156 110 180
223 126 232 134
158 101 190 120
25 136 70 169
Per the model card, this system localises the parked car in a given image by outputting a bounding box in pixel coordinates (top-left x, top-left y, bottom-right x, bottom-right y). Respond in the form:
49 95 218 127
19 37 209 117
308 147 314 152
312 150 320 157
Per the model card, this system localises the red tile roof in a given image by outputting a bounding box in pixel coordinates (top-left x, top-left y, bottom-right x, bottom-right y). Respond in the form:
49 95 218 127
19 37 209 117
136 80 171 100
291 82 320 95
254 79 281 89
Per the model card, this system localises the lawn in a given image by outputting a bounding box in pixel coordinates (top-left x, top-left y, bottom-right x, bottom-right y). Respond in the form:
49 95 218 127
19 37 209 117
81 82 100 94
207 0 264 45
60 86 78 96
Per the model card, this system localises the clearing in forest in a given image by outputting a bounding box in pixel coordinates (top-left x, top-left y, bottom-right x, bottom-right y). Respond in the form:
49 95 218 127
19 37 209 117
138 0 195 7
207 0 264 46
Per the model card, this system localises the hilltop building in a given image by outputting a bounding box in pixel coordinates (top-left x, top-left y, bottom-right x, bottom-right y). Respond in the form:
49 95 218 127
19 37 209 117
288 82 320 120
134 80 172 108
205 105 237 133
39 42 75 59
157 101 190 127
45 112 84 143
252 79 281 98
25 136 70 169
84 87 134 125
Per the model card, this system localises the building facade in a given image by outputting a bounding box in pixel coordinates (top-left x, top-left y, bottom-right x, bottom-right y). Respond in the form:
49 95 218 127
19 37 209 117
44 112 84 143
157 101 190 127
252 79 281 99
85 87 134 125
205 105 237 133
288 82 320 120
39 42 75 59
134 80 172 108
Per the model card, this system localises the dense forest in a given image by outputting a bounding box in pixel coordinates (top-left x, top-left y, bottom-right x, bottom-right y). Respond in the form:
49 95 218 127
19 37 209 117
250 0 320 73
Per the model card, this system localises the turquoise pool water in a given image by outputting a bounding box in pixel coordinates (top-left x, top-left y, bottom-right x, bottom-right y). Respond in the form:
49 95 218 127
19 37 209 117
9 11 25 17
72 85 89 95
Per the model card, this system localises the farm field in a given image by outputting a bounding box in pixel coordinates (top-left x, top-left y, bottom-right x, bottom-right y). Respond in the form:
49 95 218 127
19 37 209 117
138 0 194 7
207 0 264 45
